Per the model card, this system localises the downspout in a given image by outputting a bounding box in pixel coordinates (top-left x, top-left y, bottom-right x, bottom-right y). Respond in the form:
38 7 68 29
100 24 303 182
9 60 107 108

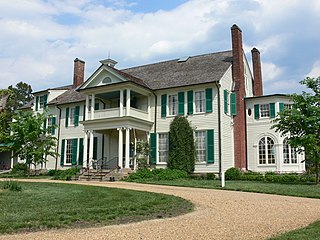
152 92 157 133
55 105 62 171
215 82 222 176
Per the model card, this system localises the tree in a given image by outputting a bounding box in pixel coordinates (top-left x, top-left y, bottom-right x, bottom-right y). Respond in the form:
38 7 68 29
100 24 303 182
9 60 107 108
272 77 320 184
0 111 58 172
6 82 33 113
168 116 195 173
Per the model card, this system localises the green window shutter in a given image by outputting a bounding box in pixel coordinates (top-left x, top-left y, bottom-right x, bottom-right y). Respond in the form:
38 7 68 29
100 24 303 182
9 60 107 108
74 106 80 126
43 119 47 130
254 104 260 119
187 90 193 115
93 137 98 160
78 138 84 166
205 88 213 113
149 133 157 164
94 103 99 110
72 138 78 165
178 92 185 115
51 116 56 135
35 96 39 111
161 94 167 118
224 90 228 114
65 107 69 127
230 92 237 116
83 105 86 121
279 102 284 112
43 94 48 108
270 103 276 118
206 129 214 164
60 139 65 166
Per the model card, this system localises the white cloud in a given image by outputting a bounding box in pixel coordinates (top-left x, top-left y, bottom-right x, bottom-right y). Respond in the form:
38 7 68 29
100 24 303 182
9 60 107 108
307 61 320 78
262 62 282 82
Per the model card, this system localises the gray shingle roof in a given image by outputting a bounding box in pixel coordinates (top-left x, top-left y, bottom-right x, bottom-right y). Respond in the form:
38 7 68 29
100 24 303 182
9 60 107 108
48 89 86 105
121 50 232 90
20 99 33 109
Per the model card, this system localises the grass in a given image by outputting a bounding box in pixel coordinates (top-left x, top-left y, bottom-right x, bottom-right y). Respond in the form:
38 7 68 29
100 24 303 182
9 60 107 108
0 181 193 234
126 178 320 199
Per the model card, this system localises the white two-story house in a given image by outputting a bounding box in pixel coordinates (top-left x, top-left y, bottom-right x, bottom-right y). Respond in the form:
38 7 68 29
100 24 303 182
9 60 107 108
18 24 304 174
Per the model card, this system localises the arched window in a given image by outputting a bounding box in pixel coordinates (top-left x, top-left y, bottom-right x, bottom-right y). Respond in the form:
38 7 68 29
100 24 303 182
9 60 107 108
283 138 297 164
258 136 275 165
102 77 112 84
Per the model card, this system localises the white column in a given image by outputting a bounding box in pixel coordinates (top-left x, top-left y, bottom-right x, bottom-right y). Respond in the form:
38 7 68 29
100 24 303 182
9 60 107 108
147 95 151 121
119 90 123 117
91 94 95 120
118 128 123 168
125 128 130 168
134 131 137 170
83 131 88 168
85 95 89 121
89 130 94 169
126 88 130 116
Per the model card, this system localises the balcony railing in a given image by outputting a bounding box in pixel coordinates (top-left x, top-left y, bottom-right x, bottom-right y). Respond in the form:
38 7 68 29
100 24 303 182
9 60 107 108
90 107 149 121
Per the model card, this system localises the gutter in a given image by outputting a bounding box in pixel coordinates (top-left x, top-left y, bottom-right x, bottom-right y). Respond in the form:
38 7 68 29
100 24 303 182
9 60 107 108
55 105 62 170
215 82 222 176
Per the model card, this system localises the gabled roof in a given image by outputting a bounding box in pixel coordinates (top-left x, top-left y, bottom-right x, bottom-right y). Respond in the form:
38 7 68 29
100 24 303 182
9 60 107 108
49 89 86 105
32 85 73 95
121 50 233 90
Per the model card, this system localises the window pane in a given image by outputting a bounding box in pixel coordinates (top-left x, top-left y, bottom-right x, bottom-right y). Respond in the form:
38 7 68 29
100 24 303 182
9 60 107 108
260 104 270 117
169 95 178 115
66 139 72 164
267 137 275 164
195 91 205 113
158 133 168 163
283 138 290 164
39 96 44 109
291 147 297 164
70 108 75 125
195 131 206 162
259 137 266 164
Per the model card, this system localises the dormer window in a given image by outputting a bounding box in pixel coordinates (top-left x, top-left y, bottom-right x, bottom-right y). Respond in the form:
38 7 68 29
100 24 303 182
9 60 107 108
102 77 112 84
39 96 44 109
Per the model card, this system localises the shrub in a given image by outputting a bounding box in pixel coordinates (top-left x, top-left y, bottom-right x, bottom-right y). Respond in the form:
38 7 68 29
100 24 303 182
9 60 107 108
240 171 264 181
126 168 188 181
126 169 153 181
300 174 316 183
225 167 241 180
168 116 195 173
1 180 22 191
206 173 216 180
47 169 57 176
52 168 80 180
11 163 28 175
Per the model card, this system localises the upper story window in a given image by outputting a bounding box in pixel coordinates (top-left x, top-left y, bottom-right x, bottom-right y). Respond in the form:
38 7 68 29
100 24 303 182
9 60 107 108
258 136 275 165
158 133 169 163
39 96 44 109
169 94 178 116
69 108 75 126
283 138 297 164
102 77 112 84
195 91 205 113
284 104 292 110
195 131 206 163
260 104 270 118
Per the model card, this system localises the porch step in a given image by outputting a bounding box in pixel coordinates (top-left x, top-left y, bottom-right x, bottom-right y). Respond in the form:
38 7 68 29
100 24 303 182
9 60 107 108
77 168 133 181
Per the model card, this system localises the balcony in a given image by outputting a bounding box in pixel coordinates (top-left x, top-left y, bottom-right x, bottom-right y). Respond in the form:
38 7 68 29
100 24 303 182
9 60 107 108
91 107 149 121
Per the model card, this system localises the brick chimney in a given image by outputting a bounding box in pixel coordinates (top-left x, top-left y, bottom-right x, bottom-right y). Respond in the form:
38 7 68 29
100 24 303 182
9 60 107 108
231 24 247 170
251 48 263 96
73 58 85 88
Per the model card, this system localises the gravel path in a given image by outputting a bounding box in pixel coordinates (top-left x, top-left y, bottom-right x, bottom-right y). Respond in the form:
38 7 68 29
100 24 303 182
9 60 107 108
1 179 320 240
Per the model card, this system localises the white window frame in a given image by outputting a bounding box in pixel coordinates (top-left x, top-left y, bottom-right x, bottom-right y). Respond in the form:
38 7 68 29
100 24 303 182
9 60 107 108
39 95 44 109
65 139 73 165
69 107 75 126
195 131 206 163
158 133 169 163
258 136 276 165
283 138 297 164
284 104 292 110
195 90 206 113
168 94 178 116
260 104 270 118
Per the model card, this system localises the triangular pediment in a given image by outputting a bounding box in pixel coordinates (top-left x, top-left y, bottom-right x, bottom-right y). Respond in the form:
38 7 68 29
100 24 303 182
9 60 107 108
80 66 128 89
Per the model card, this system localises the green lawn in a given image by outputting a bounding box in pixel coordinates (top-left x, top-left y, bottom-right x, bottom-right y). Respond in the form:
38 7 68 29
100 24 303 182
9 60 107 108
0 181 193 234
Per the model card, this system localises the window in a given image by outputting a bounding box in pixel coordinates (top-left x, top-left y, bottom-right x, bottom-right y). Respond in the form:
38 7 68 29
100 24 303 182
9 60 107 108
39 95 44 109
169 94 178 115
258 136 275 165
195 131 206 163
66 139 73 164
195 91 205 113
158 133 168 163
47 117 52 128
284 104 292 110
283 138 297 164
260 104 270 118
69 108 75 126
102 77 112 84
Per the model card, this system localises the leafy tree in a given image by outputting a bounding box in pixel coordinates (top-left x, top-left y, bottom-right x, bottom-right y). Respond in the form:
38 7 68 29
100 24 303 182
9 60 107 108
0 111 58 172
168 116 195 173
6 82 33 112
272 77 320 184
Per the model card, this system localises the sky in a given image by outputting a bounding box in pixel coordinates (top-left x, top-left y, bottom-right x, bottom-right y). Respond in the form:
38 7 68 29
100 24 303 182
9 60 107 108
0 0 319 94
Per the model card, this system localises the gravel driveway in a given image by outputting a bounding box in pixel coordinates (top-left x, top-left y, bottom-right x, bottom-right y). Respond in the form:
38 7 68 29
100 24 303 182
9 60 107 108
1 179 320 240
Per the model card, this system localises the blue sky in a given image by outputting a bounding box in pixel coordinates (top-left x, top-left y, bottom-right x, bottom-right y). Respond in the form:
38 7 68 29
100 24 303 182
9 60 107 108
0 0 319 94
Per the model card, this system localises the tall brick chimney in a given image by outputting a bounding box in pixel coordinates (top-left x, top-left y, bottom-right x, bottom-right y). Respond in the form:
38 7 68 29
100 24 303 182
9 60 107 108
73 58 85 88
251 48 263 96
231 24 247 170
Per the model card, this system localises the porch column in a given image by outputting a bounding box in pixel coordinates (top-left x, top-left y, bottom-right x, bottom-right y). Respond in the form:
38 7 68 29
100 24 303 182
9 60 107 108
83 131 88 168
89 130 94 169
85 95 89 121
91 94 95 120
126 88 130 116
119 90 123 117
117 128 123 168
125 128 130 168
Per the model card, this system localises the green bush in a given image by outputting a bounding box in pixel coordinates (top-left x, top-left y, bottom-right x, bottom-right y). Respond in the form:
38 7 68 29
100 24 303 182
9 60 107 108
11 163 28 175
206 173 216 180
240 171 264 181
225 167 241 180
126 169 154 181
126 168 188 181
300 174 316 183
52 168 80 180
1 180 22 191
